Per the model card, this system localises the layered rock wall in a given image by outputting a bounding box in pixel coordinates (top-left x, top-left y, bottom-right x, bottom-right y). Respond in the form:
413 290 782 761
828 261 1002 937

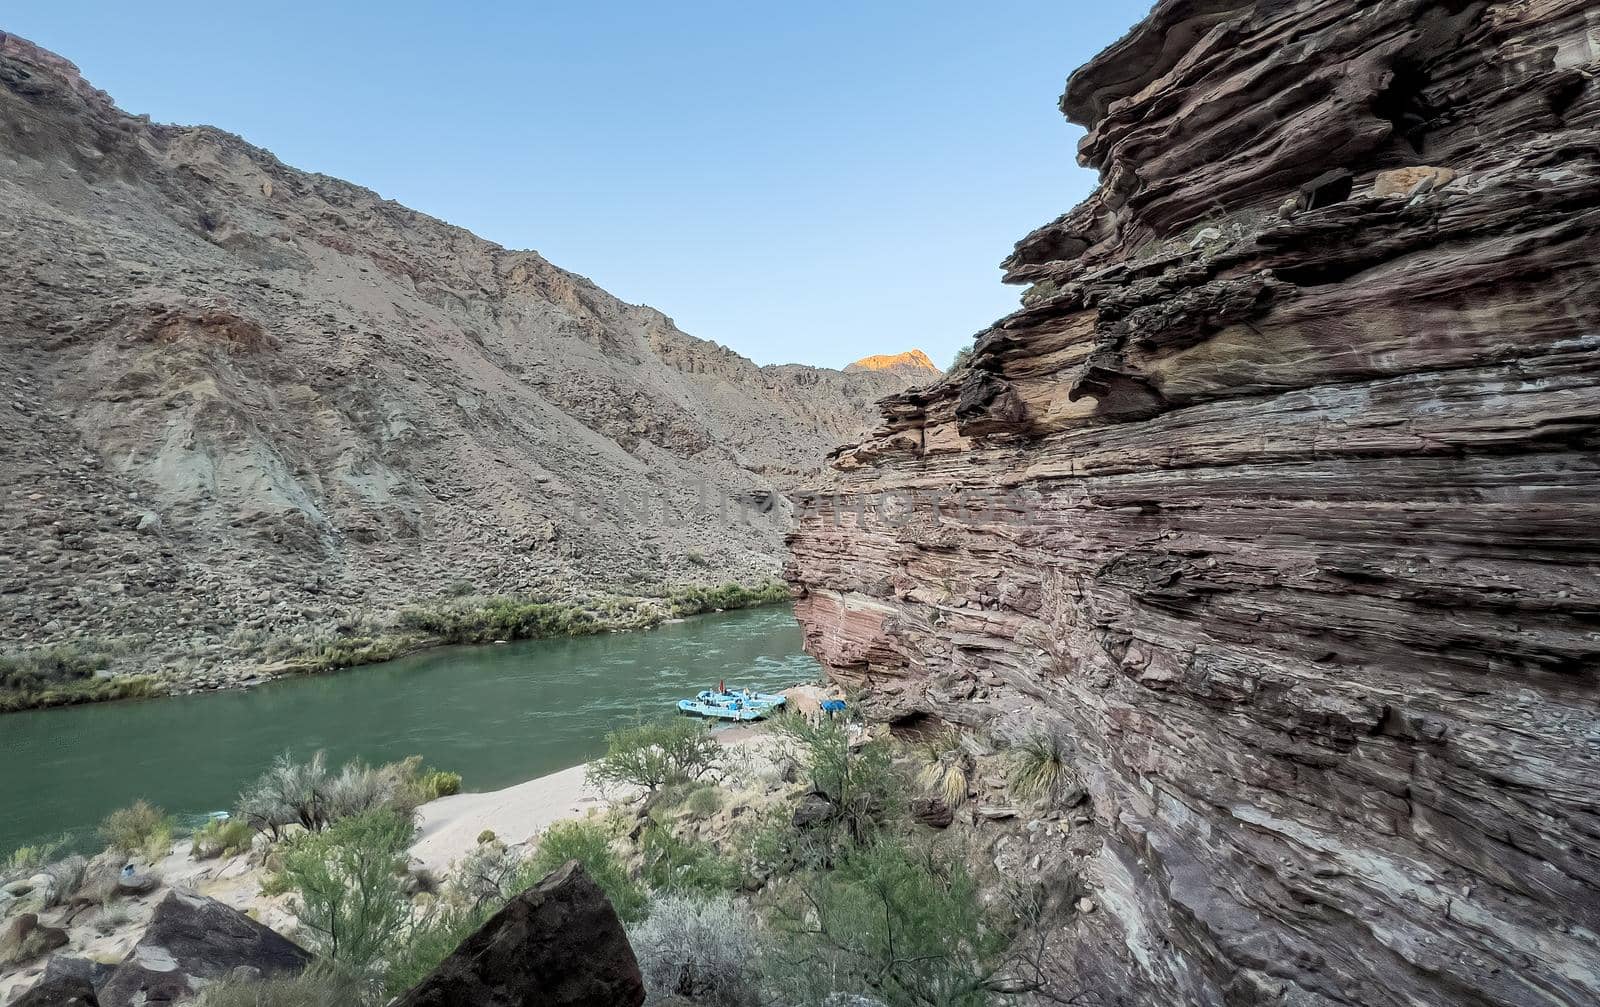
787 2 1600 1004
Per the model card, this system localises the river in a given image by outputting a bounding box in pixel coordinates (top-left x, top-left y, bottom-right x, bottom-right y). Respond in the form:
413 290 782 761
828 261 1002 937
0 606 818 854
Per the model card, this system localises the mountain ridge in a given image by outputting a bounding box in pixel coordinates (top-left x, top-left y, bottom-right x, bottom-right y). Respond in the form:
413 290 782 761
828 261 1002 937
0 31 920 692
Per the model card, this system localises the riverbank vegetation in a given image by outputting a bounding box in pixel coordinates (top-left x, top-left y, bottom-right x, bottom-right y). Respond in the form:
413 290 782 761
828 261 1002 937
0 579 792 713
7 706 1077 1006
0 643 157 712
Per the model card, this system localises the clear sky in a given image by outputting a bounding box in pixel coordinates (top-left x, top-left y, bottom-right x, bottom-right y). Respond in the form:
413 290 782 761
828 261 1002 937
4 2 1151 370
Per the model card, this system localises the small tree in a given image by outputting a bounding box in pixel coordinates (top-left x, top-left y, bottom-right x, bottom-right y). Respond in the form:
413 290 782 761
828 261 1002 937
773 714 902 849
765 841 1005 1007
278 809 414 980
587 719 720 794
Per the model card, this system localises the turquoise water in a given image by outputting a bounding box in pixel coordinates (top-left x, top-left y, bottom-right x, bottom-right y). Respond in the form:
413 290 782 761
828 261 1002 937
0 606 817 854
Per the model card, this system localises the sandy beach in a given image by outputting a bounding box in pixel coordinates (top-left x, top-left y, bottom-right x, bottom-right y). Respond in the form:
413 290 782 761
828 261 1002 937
410 764 608 873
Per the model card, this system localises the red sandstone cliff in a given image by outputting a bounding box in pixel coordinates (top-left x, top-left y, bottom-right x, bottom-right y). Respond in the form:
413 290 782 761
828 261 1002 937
787 2 1600 1004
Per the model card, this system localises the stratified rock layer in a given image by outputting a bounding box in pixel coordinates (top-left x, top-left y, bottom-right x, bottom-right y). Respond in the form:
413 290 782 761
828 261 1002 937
787 2 1600 1004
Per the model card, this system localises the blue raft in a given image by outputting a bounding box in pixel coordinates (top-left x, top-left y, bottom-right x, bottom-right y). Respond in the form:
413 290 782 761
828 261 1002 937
677 688 787 722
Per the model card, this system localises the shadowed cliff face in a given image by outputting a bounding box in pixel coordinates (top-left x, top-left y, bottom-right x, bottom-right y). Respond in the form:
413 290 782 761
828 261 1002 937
787 2 1600 1004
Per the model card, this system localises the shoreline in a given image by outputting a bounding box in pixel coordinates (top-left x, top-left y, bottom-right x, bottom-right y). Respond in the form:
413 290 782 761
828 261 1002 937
0 588 795 716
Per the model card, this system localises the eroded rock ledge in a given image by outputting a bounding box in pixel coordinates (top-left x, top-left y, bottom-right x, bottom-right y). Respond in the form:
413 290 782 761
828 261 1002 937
786 2 1600 1004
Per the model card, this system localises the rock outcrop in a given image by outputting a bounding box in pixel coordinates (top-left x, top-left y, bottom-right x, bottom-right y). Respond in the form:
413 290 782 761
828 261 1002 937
393 860 645 1007
787 2 1600 1005
95 890 310 1007
844 349 942 379
0 31 921 681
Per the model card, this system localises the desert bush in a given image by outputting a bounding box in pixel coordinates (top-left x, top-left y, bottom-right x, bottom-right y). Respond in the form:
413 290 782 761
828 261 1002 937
1008 730 1074 805
277 809 415 979
588 719 721 794
476 829 496 845
191 817 254 860
238 753 446 840
238 752 332 839
519 818 645 922
0 644 108 691
682 782 722 819
416 770 461 801
381 901 491 998
449 840 526 911
99 800 176 860
640 824 739 897
197 962 366 1007
629 894 761 1006
950 345 974 371
918 729 974 810
764 840 1008 1007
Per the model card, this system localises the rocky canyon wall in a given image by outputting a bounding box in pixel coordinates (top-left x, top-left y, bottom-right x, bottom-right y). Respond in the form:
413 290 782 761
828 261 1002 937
786 2 1600 1004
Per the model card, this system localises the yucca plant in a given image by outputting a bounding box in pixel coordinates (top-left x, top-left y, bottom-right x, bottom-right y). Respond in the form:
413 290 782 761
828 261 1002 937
918 729 973 810
1009 730 1073 804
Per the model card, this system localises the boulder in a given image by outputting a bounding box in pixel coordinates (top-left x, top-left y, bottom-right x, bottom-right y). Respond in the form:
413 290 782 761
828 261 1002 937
791 792 837 829
41 955 116 992
70 851 127 907
97 891 311 1007
10 972 98 1007
1 913 69 965
392 860 644 1007
113 870 159 897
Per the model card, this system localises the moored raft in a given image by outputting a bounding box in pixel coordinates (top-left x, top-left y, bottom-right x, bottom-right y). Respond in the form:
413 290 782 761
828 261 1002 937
677 687 787 721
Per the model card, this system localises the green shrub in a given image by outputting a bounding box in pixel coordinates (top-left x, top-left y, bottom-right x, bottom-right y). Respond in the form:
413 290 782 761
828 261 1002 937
191 817 254 860
587 719 721 794
397 597 605 645
640 824 739 897
950 345 974 371
237 752 443 840
383 902 491 998
765 840 1011 1007
416 770 462 801
276 809 415 980
476 829 497 845
773 714 902 849
664 581 789 619
683 783 722 820
520 818 645 922
99 800 176 860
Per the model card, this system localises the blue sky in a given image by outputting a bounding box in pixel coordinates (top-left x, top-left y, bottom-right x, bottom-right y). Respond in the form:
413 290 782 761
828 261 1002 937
5 2 1151 370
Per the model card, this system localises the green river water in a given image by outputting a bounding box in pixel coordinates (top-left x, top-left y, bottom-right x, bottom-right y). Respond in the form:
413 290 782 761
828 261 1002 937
0 606 818 854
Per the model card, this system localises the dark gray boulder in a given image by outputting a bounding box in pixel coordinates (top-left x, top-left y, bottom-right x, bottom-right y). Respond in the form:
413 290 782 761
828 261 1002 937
10 970 98 1007
97 890 311 1007
393 860 645 1007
